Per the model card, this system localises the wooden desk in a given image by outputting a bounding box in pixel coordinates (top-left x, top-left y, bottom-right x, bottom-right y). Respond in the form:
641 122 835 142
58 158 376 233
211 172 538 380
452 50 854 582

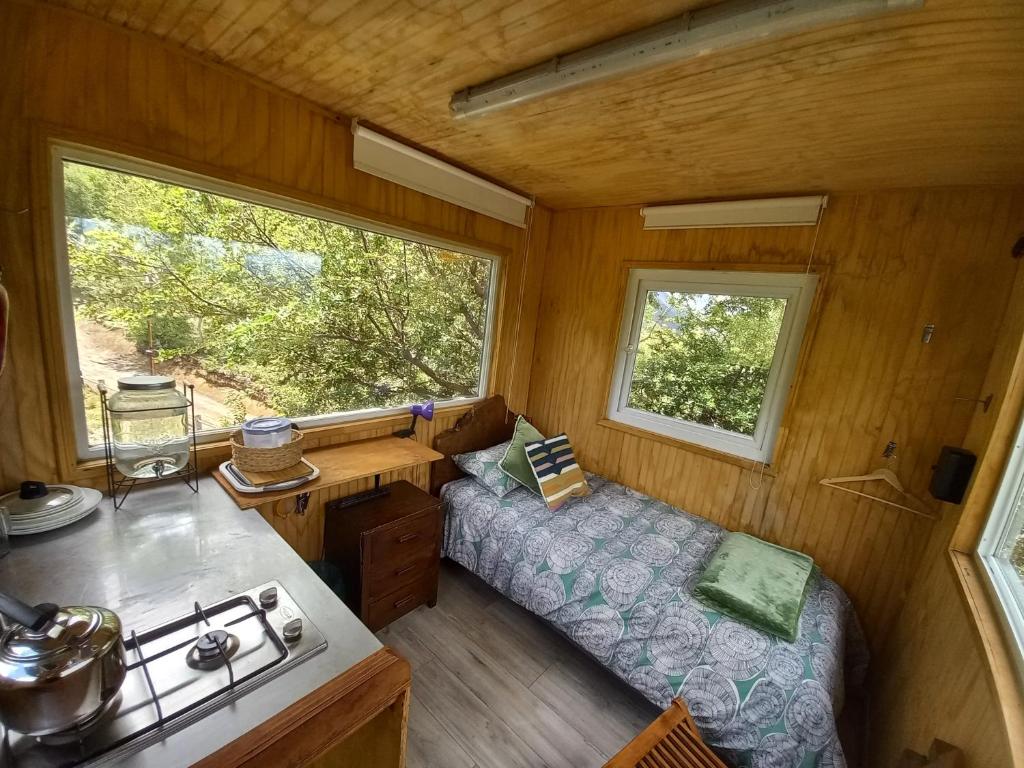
214 436 443 510
213 436 444 561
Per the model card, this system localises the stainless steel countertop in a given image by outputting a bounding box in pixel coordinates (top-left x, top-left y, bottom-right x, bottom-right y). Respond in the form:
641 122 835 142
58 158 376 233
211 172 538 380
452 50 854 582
0 477 383 767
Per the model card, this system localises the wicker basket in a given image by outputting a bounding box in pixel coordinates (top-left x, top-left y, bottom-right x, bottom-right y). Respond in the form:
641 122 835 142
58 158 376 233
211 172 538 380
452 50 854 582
230 429 304 472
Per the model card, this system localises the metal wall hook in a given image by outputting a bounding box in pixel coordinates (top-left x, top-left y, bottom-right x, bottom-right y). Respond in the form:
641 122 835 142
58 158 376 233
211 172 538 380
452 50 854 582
953 394 994 412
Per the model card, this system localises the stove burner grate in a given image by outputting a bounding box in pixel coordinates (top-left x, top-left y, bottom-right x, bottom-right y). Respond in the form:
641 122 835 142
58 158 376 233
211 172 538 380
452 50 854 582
116 597 287 745
3 581 327 768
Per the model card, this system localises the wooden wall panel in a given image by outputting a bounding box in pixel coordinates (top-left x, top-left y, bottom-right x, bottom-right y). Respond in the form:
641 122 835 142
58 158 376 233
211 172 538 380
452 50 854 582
870 258 1024 768
870 516 1013 766
526 189 1024 652
0 1 548 491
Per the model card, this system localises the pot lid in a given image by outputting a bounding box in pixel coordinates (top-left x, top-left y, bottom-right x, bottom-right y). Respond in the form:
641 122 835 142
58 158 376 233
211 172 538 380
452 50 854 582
0 482 82 519
0 606 122 683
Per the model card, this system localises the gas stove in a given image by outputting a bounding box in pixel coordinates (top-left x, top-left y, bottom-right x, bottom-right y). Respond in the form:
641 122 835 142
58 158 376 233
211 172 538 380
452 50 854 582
3 581 326 767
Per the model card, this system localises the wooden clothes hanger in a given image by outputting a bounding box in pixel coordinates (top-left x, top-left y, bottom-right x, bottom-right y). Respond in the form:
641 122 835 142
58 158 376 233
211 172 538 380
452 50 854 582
819 467 937 520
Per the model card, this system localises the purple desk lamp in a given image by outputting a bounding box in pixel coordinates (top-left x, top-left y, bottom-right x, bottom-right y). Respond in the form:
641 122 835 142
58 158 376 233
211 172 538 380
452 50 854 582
394 400 434 438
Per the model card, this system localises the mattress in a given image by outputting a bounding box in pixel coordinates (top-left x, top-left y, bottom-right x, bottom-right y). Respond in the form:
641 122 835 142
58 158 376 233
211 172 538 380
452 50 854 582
441 473 868 768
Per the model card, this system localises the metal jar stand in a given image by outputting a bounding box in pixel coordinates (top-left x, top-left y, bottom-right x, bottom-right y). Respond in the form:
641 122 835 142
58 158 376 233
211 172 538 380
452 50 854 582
99 382 200 510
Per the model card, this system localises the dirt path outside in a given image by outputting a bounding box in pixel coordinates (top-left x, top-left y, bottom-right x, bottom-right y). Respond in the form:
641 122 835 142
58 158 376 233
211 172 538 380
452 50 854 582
76 318 274 432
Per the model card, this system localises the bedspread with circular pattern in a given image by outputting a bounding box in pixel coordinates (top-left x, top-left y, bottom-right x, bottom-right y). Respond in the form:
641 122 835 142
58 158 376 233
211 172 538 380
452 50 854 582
441 473 869 768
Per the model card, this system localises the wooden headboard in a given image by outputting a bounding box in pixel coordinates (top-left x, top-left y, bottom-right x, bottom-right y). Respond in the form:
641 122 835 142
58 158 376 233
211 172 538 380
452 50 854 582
430 395 519 496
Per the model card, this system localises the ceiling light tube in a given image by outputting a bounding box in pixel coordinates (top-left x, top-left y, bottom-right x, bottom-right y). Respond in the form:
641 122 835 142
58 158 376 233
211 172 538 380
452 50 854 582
641 196 828 229
351 122 533 227
450 0 924 118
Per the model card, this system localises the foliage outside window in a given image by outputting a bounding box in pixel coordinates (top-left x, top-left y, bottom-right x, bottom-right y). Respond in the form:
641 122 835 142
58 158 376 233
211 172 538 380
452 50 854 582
56 148 497 456
608 269 817 462
978 417 1024 669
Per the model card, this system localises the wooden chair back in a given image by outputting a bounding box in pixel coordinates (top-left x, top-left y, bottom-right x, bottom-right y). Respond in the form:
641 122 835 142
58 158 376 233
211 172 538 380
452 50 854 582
603 699 727 768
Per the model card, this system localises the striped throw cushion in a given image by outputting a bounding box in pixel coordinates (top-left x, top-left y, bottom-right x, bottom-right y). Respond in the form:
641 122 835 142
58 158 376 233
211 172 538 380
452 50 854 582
525 434 590 510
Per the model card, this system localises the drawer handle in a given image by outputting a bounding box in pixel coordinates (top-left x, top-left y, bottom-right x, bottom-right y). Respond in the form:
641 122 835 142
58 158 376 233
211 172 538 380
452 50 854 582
398 533 419 543
394 595 416 609
395 564 417 576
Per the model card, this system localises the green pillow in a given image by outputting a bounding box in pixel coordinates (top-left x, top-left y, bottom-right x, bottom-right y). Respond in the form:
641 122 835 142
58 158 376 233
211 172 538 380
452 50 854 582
693 532 815 642
499 415 545 494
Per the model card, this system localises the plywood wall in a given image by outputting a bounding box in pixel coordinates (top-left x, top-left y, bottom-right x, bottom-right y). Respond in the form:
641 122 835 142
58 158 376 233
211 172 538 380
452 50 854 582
527 189 1024 651
869 262 1024 768
0 0 548 491
870 514 1012 766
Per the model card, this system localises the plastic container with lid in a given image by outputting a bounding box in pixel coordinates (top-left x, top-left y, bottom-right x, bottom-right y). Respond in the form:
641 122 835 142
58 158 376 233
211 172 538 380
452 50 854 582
241 417 293 449
107 375 190 479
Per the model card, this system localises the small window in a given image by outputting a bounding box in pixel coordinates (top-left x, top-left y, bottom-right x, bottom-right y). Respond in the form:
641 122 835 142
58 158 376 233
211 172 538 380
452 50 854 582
608 269 817 462
978 416 1024 668
52 145 499 459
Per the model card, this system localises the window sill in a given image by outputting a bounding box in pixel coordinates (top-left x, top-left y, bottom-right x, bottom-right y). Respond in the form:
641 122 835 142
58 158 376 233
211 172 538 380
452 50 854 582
948 549 1024 764
71 402 475 484
597 418 776 476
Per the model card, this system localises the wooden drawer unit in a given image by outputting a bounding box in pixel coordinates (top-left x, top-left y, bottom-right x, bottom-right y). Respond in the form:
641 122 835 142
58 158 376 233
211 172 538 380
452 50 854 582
364 508 440 571
365 577 437 631
324 480 442 631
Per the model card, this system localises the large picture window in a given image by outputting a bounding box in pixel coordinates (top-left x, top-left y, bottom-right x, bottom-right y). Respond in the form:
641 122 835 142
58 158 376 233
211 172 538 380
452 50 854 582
53 145 499 459
608 269 817 462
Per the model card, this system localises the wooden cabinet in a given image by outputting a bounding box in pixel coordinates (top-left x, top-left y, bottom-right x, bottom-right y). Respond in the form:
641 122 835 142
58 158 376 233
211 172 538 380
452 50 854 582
324 481 442 631
194 648 411 768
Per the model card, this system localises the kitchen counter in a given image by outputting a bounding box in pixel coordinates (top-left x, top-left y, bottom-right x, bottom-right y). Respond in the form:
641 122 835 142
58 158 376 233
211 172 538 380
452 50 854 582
0 477 383 767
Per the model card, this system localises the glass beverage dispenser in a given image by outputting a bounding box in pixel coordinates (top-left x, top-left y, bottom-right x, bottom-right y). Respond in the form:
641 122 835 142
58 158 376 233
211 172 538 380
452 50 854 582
107 376 191 478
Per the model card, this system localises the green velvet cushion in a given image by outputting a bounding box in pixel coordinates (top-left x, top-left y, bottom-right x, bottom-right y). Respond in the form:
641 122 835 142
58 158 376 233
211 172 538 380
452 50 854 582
694 532 815 642
499 415 545 494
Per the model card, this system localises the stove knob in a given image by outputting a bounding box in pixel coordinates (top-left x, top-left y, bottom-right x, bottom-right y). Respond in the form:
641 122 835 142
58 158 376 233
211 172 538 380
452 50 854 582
259 587 278 609
282 618 303 643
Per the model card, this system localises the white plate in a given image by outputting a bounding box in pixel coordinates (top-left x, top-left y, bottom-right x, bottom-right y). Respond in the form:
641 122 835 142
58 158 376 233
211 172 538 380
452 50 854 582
4 484 85 521
9 496 85 522
10 488 102 535
11 505 97 534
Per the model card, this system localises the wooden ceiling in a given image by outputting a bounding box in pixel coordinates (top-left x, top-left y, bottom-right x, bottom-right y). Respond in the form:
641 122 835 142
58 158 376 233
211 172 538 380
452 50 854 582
42 0 1024 209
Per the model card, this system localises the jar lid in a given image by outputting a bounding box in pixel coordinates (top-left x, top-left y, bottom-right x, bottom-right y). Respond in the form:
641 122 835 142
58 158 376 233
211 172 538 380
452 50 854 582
242 417 292 435
0 606 122 684
117 375 176 391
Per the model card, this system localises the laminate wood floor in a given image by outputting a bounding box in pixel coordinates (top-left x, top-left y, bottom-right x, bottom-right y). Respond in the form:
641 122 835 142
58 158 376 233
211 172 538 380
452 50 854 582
376 559 660 768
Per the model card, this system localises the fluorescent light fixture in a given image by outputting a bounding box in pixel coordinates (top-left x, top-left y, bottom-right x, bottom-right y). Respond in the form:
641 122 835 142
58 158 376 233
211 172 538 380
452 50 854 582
351 122 533 227
450 0 924 118
641 196 828 229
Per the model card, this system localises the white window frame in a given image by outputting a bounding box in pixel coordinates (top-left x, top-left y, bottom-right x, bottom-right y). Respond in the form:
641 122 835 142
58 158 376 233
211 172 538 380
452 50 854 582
50 142 501 461
607 268 817 463
978 412 1024 675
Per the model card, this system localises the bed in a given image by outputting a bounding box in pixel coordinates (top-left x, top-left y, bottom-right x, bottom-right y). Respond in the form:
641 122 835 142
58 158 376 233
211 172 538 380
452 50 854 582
432 397 868 768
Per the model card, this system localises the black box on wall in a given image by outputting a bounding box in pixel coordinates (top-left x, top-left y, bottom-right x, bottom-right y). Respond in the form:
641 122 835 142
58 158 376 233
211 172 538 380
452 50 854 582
929 446 977 505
